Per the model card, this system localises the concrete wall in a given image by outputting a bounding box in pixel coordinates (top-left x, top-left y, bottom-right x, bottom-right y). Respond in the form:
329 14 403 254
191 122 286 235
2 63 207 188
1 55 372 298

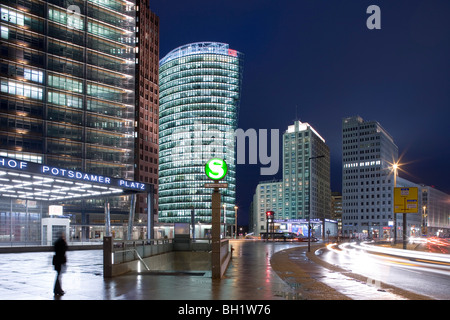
104 237 230 278
110 251 211 277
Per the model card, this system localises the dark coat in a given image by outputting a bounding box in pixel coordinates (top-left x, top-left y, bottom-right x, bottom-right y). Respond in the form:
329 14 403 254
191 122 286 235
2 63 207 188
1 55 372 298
53 237 68 271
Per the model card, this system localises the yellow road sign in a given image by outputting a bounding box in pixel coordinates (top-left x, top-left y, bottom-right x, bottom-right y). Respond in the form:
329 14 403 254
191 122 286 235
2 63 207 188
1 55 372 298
394 187 418 213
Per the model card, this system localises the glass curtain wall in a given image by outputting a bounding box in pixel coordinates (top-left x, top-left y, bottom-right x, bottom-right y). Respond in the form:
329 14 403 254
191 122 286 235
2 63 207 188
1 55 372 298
0 0 136 243
0 0 136 178
158 42 243 225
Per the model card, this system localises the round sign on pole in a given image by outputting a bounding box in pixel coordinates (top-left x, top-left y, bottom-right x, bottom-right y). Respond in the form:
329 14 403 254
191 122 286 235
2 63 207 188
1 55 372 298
205 158 227 180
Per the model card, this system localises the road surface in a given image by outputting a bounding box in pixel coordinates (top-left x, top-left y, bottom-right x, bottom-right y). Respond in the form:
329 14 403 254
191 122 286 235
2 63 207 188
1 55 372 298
316 242 450 300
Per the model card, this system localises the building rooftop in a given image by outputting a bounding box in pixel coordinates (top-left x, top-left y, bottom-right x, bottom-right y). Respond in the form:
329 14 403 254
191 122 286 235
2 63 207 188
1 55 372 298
160 42 242 65
286 120 326 143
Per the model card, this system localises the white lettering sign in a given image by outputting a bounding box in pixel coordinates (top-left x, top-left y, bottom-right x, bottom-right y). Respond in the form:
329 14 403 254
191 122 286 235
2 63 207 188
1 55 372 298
0 157 28 170
118 179 146 190
41 165 111 184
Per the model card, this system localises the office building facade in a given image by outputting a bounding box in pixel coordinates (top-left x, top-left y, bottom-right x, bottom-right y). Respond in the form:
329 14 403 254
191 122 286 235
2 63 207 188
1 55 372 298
252 180 283 234
282 120 331 221
134 0 159 224
421 185 450 237
1 0 136 176
158 42 243 226
331 191 342 234
341 116 399 238
251 120 333 236
0 0 150 241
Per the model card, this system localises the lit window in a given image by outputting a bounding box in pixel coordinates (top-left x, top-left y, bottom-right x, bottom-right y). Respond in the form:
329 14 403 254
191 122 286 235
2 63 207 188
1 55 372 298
1 25 8 39
1 7 24 26
1 80 43 100
24 68 44 83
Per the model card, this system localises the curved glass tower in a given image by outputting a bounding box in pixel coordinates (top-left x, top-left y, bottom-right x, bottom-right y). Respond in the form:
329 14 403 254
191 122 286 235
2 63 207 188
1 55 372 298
158 42 243 225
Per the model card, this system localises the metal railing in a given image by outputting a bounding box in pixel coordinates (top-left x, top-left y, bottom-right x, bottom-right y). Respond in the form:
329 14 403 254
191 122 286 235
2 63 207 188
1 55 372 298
111 239 174 265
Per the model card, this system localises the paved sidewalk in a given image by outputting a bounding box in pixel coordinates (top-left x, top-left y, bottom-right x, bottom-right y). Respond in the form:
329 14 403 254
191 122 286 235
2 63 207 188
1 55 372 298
0 240 422 301
0 240 303 300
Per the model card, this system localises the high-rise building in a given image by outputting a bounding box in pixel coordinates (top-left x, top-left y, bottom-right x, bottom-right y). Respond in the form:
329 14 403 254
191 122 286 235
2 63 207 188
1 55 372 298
252 180 283 234
1 0 136 177
251 120 332 237
341 116 399 238
158 42 243 225
331 191 342 234
282 120 331 221
134 0 159 225
0 0 150 239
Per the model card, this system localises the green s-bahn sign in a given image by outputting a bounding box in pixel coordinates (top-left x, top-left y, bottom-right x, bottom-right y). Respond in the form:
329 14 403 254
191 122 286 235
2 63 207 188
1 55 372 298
205 158 228 181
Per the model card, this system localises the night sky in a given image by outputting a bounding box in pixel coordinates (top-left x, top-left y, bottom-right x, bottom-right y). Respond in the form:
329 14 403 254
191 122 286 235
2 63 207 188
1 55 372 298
151 0 450 227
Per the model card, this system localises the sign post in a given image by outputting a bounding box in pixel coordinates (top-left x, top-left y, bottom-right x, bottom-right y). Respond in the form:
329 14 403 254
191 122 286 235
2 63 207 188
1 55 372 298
211 186 221 279
205 158 228 279
266 211 274 242
394 187 418 249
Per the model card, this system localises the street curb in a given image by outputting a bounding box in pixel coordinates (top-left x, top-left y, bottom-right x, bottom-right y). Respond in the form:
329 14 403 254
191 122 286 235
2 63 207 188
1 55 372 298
270 244 351 300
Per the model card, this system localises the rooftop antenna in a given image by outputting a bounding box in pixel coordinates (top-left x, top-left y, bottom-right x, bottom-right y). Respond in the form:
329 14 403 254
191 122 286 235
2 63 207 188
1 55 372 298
295 105 300 122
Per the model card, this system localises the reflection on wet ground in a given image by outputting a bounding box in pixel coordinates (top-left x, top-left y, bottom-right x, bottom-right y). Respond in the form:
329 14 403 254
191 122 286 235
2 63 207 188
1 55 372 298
0 241 302 300
271 246 410 300
0 240 415 300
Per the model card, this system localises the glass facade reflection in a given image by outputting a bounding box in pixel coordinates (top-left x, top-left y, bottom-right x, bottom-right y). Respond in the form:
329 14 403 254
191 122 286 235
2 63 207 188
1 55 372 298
1 0 136 177
158 42 243 224
0 0 136 242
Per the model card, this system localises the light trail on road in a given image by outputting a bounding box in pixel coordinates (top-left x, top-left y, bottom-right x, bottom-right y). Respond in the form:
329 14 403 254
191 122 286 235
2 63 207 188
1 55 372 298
318 241 450 299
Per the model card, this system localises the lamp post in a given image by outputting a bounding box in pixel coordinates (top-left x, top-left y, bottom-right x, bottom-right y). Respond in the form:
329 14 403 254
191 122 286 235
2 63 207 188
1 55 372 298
308 155 325 252
392 163 398 245
234 206 238 239
223 203 226 237
422 205 427 236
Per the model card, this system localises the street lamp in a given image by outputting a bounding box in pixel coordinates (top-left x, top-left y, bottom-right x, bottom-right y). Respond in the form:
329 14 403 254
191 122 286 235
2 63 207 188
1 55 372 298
391 161 399 245
234 206 238 239
308 155 325 252
422 205 427 236
223 204 226 237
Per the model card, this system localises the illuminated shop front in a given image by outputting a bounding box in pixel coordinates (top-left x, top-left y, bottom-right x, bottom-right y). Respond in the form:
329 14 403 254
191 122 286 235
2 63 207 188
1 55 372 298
274 219 338 239
0 156 152 245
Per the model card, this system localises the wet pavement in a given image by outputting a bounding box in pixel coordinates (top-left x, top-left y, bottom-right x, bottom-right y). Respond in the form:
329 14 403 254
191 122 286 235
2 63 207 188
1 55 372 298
0 240 302 300
0 240 426 300
271 246 410 300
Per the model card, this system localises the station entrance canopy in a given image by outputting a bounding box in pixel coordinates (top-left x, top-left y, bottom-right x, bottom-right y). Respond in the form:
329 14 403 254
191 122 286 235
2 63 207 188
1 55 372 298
0 156 151 201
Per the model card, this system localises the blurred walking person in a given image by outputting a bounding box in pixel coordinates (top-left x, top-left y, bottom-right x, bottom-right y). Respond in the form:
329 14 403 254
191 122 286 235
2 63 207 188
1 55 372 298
52 232 68 296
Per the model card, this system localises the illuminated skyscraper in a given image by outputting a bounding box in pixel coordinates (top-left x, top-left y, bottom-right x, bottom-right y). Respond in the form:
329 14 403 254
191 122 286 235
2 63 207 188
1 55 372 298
251 120 331 236
282 120 331 220
158 42 243 225
0 0 147 240
1 0 136 177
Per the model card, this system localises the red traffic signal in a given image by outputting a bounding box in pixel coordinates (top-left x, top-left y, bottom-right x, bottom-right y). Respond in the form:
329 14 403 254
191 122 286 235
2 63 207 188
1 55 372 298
266 211 274 218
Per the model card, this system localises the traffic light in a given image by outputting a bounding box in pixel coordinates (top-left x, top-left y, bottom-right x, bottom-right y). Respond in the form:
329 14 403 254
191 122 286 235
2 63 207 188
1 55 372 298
266 211 274 224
